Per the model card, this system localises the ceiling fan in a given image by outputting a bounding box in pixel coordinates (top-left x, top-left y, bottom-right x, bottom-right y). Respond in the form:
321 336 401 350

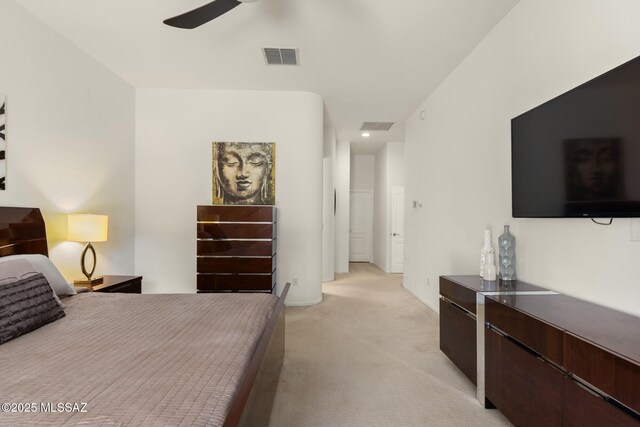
164 0 257 29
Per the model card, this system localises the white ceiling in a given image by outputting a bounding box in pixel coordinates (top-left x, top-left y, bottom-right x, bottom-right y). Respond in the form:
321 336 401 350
18 0 519 152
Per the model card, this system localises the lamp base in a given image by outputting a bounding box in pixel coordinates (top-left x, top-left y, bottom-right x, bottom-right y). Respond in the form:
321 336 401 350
74 277 104 285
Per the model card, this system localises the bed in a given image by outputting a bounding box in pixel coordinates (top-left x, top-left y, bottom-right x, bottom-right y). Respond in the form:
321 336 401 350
0 207 288 426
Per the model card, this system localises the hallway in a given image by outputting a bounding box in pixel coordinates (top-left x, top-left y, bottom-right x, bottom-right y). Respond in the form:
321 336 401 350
270 263 511 426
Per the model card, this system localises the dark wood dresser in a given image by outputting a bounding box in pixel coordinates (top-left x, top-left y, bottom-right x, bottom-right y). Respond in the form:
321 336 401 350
197 205 276 293
439 274 640 426
485 293 640 427
439 275 553 401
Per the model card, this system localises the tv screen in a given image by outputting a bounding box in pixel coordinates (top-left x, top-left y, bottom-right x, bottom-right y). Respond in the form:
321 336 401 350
512 55 640 218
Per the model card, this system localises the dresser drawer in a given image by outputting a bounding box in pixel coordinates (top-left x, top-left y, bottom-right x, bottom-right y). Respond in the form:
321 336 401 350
197 255 276 274
439 297 477 384
197 205 275 222
198 223 276 239
197 239 275 257
99 281 141 294
563 375 639 427
91 276 143 294
486 297 563 366
197 273 275 292
485 326 563 427
564 332 640 414
439 276 477 314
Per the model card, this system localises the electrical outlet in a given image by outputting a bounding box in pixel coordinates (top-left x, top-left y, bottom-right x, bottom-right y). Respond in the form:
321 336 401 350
631 219 640 242
426 278 431 287
292 277 298 287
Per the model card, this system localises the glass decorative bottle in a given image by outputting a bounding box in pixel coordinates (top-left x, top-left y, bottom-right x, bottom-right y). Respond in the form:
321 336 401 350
498 225 516 281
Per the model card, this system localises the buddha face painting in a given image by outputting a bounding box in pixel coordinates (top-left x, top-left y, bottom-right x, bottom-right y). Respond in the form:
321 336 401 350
213 142 275 205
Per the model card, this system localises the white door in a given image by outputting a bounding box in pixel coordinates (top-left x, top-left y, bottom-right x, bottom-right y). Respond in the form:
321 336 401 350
390 186 405 273
349 191 372 262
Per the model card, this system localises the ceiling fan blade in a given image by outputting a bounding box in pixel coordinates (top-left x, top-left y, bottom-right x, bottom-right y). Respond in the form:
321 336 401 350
164 0 242 29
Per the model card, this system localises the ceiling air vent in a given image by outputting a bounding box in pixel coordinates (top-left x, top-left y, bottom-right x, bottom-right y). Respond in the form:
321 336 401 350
360 122 394 132
263 48 299 65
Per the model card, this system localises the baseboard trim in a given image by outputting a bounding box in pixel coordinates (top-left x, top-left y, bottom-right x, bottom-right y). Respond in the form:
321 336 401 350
403 284 439 314
285 295 324 307
372 261 389 273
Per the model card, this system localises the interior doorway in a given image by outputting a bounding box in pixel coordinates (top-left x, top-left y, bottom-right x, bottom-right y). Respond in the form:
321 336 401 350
349 190 373 262
390 186 405 273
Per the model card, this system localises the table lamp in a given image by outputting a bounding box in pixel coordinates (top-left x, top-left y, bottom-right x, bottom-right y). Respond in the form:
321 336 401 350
68 214 108 285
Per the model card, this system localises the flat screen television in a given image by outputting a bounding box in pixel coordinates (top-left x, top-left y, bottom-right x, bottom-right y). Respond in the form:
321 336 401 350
511 55 640 218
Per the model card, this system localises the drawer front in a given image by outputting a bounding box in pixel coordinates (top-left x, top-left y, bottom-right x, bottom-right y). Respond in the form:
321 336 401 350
197 274 275 292
197 239 275 257
439 276 477 314
564 332 640 413
485 327 563 427
198 223 275 239
197 205 275 222
197 256 276 274
486 297 563 365
439 298 477 385
563 376 639 427
485 326 502 408
98 281 141 294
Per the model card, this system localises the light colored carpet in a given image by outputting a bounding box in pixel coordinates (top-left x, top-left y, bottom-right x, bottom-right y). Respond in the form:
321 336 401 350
269 263 511 427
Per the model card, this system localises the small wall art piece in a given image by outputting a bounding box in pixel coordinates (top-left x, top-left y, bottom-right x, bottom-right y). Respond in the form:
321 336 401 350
212 142 275 205
0 94 5 190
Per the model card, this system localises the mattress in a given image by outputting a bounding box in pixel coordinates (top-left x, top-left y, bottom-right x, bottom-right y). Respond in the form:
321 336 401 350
0 291 277 426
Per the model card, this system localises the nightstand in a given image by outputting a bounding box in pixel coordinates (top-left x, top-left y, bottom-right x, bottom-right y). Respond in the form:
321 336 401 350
88 275 143 294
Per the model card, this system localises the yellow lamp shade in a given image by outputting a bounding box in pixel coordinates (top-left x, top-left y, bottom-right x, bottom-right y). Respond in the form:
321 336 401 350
68 214 108 243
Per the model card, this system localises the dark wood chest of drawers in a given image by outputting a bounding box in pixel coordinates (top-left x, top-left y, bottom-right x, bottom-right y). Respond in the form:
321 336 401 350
197 205 276 293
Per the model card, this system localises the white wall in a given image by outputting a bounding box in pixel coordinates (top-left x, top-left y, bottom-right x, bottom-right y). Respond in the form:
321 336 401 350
322 128 336 282
387 143 405 190
136 89 323 305
335 141 351 273
373 143 405 272
373 147 389 270
0 1 136 281
350 155 375 190
404 0 640 316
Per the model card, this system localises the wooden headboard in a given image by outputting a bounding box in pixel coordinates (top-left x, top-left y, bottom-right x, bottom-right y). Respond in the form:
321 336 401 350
0 207 48 257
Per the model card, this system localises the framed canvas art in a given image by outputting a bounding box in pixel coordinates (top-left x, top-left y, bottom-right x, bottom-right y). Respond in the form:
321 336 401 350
212 142 275 205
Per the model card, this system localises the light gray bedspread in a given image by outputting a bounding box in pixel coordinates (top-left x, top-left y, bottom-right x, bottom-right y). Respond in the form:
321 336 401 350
0 292 277 426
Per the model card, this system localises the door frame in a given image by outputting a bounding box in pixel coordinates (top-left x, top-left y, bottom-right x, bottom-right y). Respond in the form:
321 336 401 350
349 189 373 263
389 185 405 273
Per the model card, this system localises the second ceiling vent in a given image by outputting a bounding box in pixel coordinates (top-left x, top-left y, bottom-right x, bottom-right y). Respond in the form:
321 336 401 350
360 122 394 132
263 48 299 65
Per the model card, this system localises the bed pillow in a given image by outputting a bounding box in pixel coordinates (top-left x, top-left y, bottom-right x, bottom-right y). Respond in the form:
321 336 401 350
0 273 66 345
0 255 76 296
0 258 38 281
0 258 66 308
